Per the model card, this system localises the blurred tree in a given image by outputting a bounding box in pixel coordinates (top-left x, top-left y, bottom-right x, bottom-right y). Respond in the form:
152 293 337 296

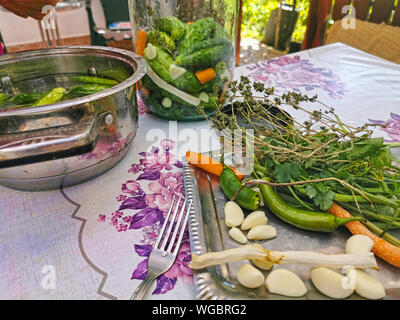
241 0 309 43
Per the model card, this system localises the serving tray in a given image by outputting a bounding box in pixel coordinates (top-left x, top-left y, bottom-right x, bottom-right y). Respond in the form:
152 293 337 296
183 160 400 300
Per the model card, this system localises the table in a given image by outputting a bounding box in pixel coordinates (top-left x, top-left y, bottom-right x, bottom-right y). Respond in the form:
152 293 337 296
1 43 399 300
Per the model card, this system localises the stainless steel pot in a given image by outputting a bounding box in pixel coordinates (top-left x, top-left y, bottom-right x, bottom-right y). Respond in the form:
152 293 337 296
0 46 146 191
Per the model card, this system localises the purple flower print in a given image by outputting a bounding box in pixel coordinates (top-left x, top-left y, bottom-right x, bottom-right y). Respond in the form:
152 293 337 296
153 275 177 295
119 195 147 210
128 164 141 175
134 244 153 257
160 139 176 151
98 139 192 296
116 195 127 202
131 258 148 280
131 233 193 293
246 55 346 99
369 113 400 142
129 207 164 229
137 95 147 115
121 180 143 195
137 170 161 181
145 172 185 213
140 225 162 244
164 240 193 283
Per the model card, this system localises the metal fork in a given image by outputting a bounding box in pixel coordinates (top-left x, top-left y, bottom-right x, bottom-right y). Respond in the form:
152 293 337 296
130 196 192 300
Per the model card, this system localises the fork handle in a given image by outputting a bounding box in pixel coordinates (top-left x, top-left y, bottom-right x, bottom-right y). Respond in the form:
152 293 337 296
130 274 158 300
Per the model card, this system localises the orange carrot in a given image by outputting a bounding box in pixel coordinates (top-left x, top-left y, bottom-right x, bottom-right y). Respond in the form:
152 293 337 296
186 151 244 181
136 30 147 57
195 68 217 84
328 203 400 268
106 124 116 135
140 83 150 97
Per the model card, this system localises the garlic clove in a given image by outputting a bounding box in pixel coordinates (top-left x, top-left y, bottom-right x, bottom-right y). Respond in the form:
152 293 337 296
247 225 277 240
354 269 385 300
144 43 157 60
251 258 273 271
237 264 265 288
241 211 268 230
169 63 187 80
228 227 248 244
345 234 374 254
265 268 307 297
310 267 354 299
224 201 244 227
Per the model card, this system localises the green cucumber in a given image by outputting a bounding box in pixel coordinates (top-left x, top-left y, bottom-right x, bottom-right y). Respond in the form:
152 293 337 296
32 87 66 106
179 17 216 52
145 45 202 93
156 16 187 41
214 22 231 40
8 93 43 105
147 30 175 52
71 75 118 86
176 44 233 69
177 37 232 59
64 84 111 99
0 93 9 106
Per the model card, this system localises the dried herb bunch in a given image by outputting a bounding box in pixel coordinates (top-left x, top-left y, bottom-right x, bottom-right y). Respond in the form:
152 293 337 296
200 77 400 242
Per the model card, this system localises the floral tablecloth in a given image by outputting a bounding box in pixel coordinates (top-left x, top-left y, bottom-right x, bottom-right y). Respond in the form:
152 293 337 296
1 43 399 300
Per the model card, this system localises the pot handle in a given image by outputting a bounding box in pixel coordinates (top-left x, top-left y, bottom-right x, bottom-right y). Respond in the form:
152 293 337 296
0 112 108 169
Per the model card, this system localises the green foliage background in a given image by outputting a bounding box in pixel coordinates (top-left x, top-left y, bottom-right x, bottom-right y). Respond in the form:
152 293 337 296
242 0 310 43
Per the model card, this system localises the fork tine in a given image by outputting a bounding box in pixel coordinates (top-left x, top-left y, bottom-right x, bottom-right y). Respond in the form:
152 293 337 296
159 197 181 250
172 200 192 255
154 195 176 248
166 198 187 253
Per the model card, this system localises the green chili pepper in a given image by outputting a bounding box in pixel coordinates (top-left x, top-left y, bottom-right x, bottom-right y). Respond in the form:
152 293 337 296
32 87 66 107
71 76 118 86
220 167 260 211
258 177 364 232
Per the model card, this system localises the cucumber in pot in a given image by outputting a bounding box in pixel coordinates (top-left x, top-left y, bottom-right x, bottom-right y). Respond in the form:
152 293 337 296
0 93 9 105
8 93 44 105
71 75 118 86
145 45 202 93
156 16 187 41
65 84 111 99
179 17 216 52
177 37 232 60
32 87 66 107
176 44 233 69
147 30 175 53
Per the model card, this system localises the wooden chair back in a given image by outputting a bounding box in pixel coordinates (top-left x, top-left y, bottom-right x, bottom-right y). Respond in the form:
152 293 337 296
332 0 400 25
304 0 400 49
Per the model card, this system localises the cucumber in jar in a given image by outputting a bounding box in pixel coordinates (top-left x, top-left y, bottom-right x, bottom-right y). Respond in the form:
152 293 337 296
147 30 176 53
176 44 233 69
177 37 232 60
156 16 187 41
144 45 202 93
179 17 216 52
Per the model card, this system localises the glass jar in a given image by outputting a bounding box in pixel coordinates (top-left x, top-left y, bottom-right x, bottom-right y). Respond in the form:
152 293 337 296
129 0 239 121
